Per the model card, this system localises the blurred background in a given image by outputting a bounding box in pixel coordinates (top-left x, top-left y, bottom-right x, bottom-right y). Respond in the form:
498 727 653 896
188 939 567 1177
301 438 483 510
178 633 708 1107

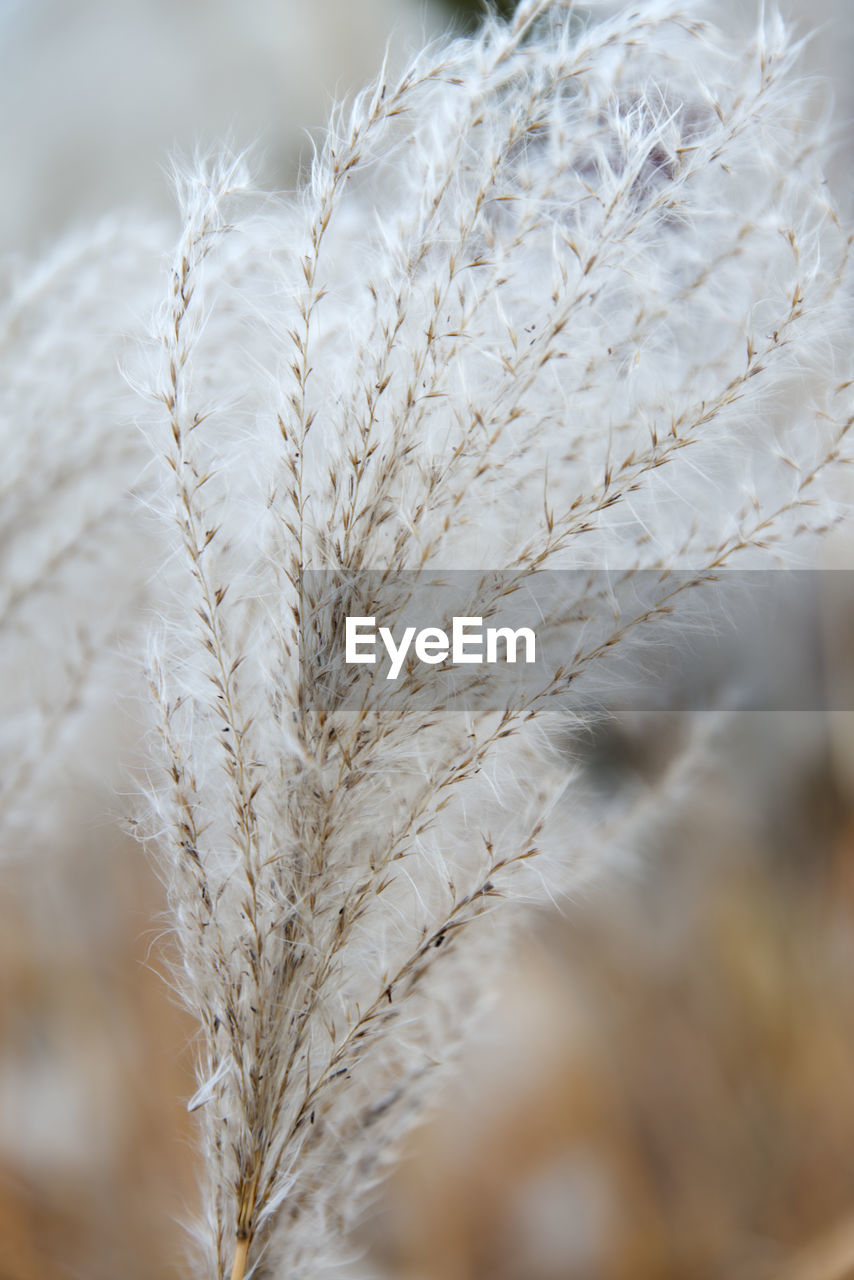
2 2 854 1278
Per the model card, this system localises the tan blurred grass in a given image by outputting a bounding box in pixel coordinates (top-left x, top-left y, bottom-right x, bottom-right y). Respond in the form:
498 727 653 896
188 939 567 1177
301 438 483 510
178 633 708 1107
0 839 197 1280
366 736 854 1280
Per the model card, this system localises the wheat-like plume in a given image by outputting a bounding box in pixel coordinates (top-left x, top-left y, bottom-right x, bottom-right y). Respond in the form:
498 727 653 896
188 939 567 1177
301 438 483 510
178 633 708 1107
132 2 854 1276
0 218 164 856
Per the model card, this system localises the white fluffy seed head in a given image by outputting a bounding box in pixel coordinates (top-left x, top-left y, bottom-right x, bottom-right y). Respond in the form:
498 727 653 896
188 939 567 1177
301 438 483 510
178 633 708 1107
5 2 847 1276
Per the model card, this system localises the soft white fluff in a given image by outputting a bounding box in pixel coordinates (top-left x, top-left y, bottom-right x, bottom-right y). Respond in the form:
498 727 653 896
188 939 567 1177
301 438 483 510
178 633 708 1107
133 4 854 1277
1 1 851 1277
